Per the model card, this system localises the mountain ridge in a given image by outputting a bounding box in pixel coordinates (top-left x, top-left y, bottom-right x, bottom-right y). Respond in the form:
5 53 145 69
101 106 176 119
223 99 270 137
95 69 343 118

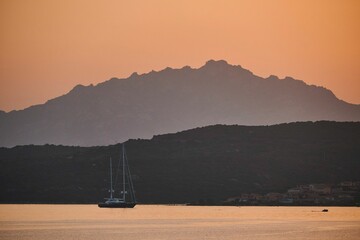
0 60 359 147
0 121 359 204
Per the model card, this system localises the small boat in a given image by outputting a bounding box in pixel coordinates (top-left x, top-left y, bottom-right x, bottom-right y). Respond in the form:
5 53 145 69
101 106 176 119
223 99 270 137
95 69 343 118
98 144 136 208
322 209 328 212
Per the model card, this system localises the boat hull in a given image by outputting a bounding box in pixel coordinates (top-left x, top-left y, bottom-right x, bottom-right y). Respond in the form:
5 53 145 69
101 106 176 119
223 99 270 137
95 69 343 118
98 202 136 208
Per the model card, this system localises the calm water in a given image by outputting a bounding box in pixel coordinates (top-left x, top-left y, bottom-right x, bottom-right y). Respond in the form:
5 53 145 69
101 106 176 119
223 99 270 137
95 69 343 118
0 205 359 240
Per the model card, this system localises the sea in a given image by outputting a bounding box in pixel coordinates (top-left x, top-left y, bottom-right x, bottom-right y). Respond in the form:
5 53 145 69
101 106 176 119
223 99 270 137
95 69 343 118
0 205 359 240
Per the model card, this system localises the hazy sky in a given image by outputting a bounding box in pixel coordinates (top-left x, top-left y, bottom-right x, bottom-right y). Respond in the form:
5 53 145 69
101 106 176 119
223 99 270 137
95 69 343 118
0 0 359 112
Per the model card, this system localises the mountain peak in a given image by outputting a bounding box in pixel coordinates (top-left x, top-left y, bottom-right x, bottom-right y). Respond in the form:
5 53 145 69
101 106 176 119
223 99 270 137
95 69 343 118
68 84 94 95
201 59 232 72
200 59 252 77
72 84 87 90
130 72 139 78
267 75 279 81
204 59 230 67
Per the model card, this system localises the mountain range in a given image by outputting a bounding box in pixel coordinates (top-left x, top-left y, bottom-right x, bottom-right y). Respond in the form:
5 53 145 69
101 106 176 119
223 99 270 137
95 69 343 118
1 60 359 147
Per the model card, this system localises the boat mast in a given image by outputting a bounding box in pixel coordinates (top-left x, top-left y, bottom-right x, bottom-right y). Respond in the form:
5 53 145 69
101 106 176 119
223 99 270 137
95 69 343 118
110 157 113 199
125 150 136 203
122 144 126 201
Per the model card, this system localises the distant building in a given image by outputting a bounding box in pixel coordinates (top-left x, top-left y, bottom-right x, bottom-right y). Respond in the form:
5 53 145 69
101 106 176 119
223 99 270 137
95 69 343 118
309 184 331 194
340 181 355 187
287 188 301 194
298 184 310 192
266 192 283 201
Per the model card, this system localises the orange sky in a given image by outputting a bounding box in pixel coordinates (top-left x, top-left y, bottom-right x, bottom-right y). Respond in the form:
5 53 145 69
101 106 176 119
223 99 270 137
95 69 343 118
0 0 359 112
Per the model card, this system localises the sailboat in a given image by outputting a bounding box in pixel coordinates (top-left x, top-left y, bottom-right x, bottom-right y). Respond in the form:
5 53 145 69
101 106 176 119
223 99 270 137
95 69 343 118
98 144 136 208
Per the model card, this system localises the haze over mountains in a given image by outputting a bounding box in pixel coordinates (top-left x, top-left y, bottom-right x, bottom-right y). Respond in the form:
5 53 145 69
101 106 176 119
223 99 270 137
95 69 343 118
0 60 359 147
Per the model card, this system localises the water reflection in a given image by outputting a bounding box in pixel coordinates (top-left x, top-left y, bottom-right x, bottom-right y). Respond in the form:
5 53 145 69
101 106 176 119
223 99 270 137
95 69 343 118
0 205 359 240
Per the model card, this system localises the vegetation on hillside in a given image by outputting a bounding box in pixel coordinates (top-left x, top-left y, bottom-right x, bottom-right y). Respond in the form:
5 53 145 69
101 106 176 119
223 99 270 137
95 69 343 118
0 121 359 204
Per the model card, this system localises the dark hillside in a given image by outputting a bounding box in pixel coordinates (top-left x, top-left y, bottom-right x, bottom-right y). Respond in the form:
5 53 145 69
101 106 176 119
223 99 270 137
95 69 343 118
0 121 359 204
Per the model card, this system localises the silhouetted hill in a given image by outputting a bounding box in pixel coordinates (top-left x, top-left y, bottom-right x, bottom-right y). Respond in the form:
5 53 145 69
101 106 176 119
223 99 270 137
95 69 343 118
1 60 359 147
0 121 359 204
